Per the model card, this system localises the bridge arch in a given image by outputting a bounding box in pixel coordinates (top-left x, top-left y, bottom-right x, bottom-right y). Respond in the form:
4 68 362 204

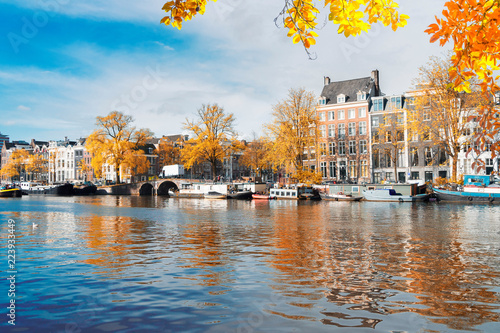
139 183 154 196
157 181 179 196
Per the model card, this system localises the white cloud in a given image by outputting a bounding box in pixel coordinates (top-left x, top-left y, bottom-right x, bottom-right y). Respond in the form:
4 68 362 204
17 105 31 111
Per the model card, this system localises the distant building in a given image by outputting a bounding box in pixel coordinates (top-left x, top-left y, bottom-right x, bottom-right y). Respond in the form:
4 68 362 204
48 138 86 184
0 132 9 167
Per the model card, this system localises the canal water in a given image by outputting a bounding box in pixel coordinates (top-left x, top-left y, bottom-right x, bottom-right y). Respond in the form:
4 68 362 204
1 196 499 332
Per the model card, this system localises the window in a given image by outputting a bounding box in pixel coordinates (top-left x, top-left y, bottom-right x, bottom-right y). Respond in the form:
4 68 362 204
357 91 366 101
359 140 367 154
425 147 433 166
397 113 404 124
348 108 356 119
320 162 327 177
348 122 356 136
338 141 346 155
319 112 325 121
372 131 379 143
397 130 404 142
411 171 420 180
371 116 379 128
337 94 346 103
328 111 335 120
318 97 326 105
373 98 384 111
372 150 379 168
425 171 433 182
349 141 356 154
390 96 402 109
358 107 366 118
320 143 327 156
411 148 419 166
329 142 336 156
329 161 337 178
398 150 405 167
360 160 368 178
328 124 335 137
423 108 430 120
349 160 357 178
359 121 367 135
338 109 345 120
320 125 326 138
338 123 345 137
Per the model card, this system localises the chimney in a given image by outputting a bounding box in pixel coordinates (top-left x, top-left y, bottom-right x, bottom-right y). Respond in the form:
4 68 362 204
371 70 380 96
324 76 331 86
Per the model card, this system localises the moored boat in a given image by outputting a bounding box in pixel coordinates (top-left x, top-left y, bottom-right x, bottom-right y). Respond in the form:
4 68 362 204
0 185 22 198
320 192 363 201
74 184 97 195
252 193 275 200
363 189 430 202
204 191 227 199
269 186 321 200
432 187 500 203
432 175 500 203
227 190 253 200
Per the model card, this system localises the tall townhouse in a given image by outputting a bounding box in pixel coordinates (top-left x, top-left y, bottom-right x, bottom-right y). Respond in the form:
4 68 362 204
316 70 382 183
370 92 452 183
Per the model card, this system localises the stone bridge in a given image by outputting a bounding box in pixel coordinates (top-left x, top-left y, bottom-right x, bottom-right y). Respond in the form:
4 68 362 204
98 179 190 196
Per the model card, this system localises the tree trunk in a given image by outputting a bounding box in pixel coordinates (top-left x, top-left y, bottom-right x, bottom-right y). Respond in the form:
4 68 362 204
452 157 458 182
115 165 120 184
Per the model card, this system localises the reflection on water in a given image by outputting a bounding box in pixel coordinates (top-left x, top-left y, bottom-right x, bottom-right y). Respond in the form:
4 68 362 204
0 196 499 332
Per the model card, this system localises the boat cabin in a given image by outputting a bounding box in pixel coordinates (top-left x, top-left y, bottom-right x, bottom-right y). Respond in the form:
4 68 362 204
269 186 316 200
464 175 494 187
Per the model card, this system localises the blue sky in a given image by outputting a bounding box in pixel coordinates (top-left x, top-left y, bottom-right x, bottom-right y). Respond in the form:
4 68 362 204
0 0 449 141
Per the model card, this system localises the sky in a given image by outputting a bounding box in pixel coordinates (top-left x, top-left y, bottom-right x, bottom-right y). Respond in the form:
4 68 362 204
0 0 450 142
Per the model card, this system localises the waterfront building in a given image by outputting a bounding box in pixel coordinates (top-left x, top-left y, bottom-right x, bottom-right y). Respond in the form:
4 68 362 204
369 92 449 183
315 70 382 183
0 140 32 183
48 138 86 184
29 139 50 183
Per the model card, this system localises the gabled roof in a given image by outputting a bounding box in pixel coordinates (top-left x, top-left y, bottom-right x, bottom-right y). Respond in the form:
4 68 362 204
321 76 379 105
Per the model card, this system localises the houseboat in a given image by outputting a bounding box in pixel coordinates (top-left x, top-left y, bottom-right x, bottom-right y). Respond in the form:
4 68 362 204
363 189 430 202
432 175 500 203
269 186 320 200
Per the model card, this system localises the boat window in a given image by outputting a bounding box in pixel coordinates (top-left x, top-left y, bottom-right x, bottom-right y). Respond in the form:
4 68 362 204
352 186 359 193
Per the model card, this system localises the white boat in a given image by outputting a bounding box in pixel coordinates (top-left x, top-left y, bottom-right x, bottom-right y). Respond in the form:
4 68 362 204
363 189 430 202
204 191 226 199
320 192 363 201
269 186 320 200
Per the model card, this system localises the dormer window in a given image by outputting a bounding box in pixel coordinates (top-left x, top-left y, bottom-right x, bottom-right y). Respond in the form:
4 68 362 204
372 97 384 111
318 96 326 105
357 91 366 101
337 94 346 103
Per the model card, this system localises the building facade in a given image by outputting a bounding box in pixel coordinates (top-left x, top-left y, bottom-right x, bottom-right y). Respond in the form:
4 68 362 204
316 70 382 183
